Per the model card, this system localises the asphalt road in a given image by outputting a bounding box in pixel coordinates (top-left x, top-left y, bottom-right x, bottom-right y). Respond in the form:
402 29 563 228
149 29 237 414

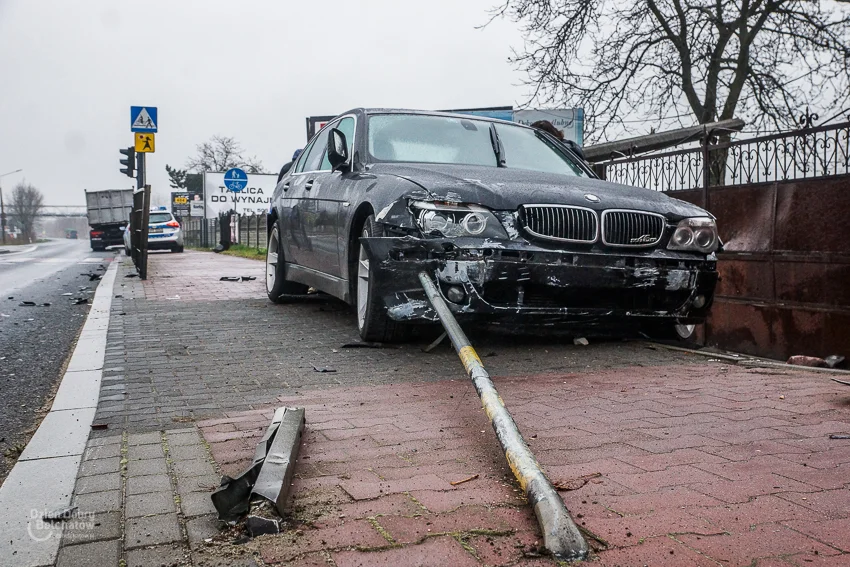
0 239 115 485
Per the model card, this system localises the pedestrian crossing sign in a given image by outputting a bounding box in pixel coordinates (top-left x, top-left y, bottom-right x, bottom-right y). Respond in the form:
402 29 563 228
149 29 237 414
130 106 158 133
135 132 155 153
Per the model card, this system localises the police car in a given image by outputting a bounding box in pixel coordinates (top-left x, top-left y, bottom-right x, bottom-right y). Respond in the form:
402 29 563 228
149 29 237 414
123 207 184 254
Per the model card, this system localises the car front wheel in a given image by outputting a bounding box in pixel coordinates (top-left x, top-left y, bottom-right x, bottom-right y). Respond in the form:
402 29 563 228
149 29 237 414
356 215 409 342
266 218 307 303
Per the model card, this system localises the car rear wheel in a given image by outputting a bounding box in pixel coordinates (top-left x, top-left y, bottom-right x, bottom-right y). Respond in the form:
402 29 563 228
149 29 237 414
172 245 184 253
266 218 308 304
356 215 409 343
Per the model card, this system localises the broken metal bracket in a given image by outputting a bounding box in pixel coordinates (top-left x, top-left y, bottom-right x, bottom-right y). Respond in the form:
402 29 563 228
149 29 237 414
211 407 306 524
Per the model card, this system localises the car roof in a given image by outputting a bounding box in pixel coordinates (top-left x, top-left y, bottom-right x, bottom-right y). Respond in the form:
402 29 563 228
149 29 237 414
339 108 526 128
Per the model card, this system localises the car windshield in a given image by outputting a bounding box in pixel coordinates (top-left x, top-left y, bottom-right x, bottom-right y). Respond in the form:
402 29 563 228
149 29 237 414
367 114 587 177
149 213 172 223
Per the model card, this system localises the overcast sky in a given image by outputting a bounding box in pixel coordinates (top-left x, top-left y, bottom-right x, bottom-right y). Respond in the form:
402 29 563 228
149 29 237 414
0 0 529 207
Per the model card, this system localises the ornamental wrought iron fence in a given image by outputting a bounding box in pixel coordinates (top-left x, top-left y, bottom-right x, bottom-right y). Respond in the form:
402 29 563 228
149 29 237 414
594 120 850 192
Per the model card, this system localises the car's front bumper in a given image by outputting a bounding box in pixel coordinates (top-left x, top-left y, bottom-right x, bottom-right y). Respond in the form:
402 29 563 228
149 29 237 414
361 236 717 330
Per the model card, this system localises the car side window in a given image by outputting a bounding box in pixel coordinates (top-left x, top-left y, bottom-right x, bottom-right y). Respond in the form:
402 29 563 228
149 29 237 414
294 139 316 174
319 117 355 171
300 128 331 173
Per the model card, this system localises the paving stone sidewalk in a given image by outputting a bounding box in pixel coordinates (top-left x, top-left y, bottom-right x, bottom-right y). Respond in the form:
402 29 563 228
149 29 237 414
54 250 850 566
200 364 850 567
58 428 220 567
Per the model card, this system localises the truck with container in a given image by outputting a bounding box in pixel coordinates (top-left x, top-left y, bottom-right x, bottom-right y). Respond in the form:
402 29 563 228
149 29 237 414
85 189 133 251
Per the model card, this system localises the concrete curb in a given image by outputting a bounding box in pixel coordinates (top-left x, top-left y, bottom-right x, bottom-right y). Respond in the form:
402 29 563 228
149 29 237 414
0 258 119 567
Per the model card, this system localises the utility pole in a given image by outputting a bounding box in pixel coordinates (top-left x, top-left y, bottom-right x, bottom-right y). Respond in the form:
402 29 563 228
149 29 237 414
0 169 23 246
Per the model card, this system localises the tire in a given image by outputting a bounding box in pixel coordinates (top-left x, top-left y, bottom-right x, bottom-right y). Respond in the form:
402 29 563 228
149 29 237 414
355 215 410 342
266 218 308 303
172 245 184 253
124 247 131 256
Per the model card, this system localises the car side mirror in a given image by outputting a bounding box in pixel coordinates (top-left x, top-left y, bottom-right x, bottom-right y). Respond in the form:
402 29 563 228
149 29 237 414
327 128 350 172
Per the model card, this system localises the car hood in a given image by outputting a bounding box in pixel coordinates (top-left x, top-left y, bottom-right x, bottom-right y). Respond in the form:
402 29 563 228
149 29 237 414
370 163 708 219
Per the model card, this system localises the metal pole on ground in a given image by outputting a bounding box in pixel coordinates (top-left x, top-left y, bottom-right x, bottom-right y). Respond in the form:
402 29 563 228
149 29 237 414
418 272 589 562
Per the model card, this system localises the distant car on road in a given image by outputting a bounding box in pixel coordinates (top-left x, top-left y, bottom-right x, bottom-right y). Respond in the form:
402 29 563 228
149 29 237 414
265 109 719 342
123 207 184 254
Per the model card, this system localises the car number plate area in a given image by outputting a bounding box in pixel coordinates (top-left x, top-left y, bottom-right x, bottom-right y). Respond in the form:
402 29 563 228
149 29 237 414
149 228 164 233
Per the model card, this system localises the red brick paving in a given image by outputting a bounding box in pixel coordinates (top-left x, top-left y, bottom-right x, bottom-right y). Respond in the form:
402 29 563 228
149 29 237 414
198 364 850 566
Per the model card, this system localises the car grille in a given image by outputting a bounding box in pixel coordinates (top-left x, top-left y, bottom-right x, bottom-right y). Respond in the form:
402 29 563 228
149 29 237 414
521 205 598 243
602 210 665 247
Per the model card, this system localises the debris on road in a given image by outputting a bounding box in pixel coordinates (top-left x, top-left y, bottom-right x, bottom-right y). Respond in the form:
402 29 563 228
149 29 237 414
211 407 305 524
341 342 392 349
449 474 479 486
311 365 336 373
90 423 108 430
574 337 589 346
832 377 850 386
825 355 846 369
60 293 72 296
71 298 89 305
219 276 257 282
42 506 78 522
81 273 102 281
828 434 850 439
787 355 828 367
246 514 280 537
124 273 138 278
553 472 603 491
18 301 36 307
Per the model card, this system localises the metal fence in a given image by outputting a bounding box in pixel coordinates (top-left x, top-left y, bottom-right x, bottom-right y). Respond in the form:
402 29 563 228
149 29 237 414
182 213 267 249
595 120 850 192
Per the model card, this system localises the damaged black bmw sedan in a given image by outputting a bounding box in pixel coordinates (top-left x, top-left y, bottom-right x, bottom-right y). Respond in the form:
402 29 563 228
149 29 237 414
266 109 719 342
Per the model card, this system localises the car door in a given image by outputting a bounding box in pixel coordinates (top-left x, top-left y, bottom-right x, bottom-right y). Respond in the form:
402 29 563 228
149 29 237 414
306 116 356 278
285 130 328 267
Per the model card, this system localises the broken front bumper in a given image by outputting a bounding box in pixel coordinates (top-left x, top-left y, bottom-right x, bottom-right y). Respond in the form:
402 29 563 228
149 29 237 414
361 236 718 328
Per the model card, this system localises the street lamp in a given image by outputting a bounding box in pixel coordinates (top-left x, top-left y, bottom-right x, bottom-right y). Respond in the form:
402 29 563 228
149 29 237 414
0 169 23 246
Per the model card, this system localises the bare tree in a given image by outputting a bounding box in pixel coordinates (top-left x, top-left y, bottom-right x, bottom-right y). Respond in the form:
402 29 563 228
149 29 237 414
10 182 44 243
185 135 265 173
491 0 850 142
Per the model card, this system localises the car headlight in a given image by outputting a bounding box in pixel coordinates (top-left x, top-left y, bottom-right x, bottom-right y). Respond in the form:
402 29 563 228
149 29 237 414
667 217 719 253
411 201 508 239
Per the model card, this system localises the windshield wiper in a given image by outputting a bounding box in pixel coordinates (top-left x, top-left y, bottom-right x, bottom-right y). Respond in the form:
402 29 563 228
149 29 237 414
489 123 506 167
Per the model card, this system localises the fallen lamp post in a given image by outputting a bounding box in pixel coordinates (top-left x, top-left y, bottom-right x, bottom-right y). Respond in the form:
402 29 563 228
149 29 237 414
419 271 589 562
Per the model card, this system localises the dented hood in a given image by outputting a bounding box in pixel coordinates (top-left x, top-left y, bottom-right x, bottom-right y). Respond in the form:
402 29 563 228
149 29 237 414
370 163 707 219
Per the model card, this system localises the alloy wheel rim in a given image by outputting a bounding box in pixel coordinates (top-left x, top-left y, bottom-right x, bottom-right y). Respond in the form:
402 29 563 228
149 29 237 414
266 227 278 293
675 323 696 339
357 228 369 330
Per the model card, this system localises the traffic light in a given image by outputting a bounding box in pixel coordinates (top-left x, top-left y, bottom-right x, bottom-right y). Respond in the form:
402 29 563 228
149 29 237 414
119 147 136 178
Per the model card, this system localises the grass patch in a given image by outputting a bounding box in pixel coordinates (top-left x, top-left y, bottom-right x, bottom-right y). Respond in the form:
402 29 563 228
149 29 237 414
188 244 266 260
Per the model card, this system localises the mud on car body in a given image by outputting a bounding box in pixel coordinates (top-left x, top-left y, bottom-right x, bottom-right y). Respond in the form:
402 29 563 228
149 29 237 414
266 109 719 342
